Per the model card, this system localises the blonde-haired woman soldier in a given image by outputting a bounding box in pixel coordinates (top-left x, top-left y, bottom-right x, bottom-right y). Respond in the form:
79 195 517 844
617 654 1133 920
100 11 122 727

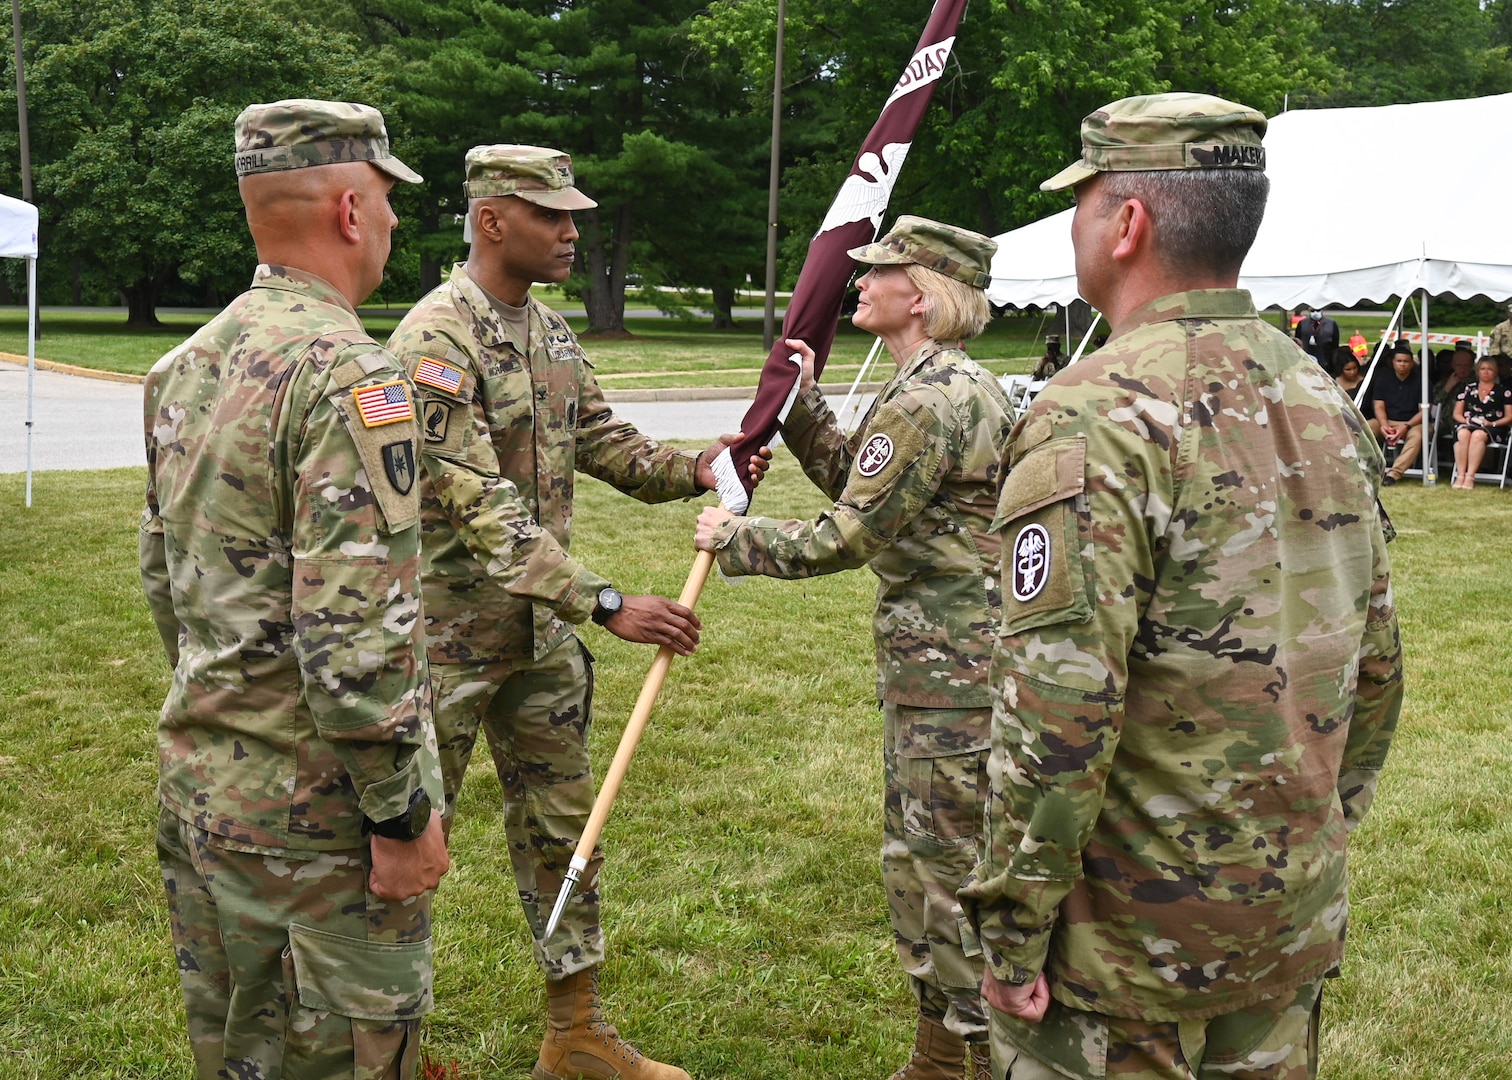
697 216 1013 1079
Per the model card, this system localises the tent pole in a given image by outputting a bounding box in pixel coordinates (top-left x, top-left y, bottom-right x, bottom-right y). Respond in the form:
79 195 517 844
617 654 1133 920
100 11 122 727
1356 291 1410 413
838 335 884 433
1069 311 1102 364
24 254 34 507
1420 287 1433 486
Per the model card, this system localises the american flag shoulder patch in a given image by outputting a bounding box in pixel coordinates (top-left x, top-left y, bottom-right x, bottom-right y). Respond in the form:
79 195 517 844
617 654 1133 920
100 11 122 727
352 381 414 428
414 356 466 395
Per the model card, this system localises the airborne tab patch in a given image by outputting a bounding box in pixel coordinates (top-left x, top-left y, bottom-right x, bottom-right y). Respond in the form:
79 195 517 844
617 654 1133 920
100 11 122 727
415 357 465 395
352 381 414 428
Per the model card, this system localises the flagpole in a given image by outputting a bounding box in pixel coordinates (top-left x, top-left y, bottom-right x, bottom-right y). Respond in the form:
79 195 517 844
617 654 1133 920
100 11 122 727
762 0 786 352
543 547 716 941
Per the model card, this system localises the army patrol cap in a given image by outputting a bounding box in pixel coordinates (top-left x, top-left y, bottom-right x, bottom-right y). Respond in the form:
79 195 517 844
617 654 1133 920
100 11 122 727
847 215 996 289
1041 92 1268 192
464 145 598 209
234 99 422 183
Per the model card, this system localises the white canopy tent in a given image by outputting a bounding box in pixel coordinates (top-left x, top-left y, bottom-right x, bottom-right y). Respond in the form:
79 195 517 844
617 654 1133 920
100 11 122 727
0 192 39 505
987 92 1512 481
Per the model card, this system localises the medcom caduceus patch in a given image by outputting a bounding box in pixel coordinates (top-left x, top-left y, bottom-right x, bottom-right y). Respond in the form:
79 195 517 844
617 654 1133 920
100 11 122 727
1011 522 1050 601
857 433 894 476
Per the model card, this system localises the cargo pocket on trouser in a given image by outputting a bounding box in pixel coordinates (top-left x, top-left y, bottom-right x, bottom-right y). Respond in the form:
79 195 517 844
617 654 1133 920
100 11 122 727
284 922 434 1079
895 737 988 1000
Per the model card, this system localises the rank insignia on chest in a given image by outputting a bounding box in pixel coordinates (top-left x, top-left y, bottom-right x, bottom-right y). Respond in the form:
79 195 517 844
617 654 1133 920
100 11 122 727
352 381 414 427
1011 523 1050 601
414 357 465 395
382 440 416 495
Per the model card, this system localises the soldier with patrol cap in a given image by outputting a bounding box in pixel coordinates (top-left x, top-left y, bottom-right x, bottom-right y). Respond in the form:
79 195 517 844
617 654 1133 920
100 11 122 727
1030 334 1065 381
387 145 767 1080
959 94 1403 1080
142 99 448 1080
695 215 1015 1080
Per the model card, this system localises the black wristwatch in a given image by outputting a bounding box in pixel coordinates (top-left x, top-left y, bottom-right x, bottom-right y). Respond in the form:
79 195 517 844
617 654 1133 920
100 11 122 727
591 586 624 626
363 787 432 842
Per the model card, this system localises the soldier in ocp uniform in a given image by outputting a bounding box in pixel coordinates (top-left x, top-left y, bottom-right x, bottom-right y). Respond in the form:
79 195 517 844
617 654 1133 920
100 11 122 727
386 144 767 1080
960 94 1402 1080
695 216 1015 1080
141 100 448 1080
1488 301 1512 360
1030 334 1065 381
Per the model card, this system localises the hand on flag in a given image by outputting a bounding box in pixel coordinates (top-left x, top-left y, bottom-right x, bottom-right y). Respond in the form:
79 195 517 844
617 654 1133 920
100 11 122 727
696 431 772 492
786 338 818 396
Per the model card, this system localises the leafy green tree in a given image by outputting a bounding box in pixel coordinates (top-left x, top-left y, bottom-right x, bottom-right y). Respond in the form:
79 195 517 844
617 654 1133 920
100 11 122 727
1300 0 1512 107
364 0 766 333
0 0 384 325
695 0 1330 266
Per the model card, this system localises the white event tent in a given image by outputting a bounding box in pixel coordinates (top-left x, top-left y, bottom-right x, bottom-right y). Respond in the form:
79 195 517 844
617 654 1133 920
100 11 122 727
987 92 1512 480
0 192 39 505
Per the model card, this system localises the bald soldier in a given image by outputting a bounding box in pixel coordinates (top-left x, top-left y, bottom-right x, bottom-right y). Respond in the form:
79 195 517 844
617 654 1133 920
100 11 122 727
960 94 1402 1080
386 144 766 1080
141 100 447 1080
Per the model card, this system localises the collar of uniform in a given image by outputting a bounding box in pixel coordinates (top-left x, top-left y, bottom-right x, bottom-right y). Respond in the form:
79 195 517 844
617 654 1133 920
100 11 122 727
250 264 358 319
890 337 949 387
1114 288 1257 339
445 262 516 351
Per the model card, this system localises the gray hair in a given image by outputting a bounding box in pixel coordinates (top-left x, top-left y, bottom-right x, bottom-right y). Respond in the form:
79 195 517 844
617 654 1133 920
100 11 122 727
1098 168 1270 278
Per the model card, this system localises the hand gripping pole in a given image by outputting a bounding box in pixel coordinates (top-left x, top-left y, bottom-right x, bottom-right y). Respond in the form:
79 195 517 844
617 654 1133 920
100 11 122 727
543 546 717 941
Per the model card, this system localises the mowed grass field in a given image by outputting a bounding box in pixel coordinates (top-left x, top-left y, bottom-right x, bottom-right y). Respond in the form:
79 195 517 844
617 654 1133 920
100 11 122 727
0 304 1480 388
2 464 1511 1077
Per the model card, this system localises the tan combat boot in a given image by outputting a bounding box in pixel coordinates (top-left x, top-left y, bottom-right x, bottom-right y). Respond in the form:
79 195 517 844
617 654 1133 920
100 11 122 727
531 968 691 1080
889 1015 969 1080
969 1042 993 1080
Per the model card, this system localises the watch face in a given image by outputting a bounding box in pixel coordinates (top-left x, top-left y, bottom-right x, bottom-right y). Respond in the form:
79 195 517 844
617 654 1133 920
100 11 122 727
598 588 623 613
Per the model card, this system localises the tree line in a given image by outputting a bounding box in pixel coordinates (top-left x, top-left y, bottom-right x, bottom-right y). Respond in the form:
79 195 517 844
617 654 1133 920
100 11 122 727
0 0 1509 329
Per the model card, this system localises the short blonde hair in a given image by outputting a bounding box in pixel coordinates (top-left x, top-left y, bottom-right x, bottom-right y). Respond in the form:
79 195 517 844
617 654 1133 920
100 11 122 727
905 263 990 342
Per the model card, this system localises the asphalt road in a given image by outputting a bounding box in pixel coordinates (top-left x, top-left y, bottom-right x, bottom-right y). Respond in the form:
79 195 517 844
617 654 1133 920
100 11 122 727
0 358 877 474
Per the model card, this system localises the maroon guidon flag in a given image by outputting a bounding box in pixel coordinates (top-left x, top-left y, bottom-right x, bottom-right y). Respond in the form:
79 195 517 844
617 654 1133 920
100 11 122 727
709 0 971 512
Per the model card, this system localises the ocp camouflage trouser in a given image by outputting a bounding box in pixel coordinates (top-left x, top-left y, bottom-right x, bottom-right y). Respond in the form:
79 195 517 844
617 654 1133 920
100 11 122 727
988 978 1323 1080
431 635 604 979
883 702 992 1042
156 805 433 1080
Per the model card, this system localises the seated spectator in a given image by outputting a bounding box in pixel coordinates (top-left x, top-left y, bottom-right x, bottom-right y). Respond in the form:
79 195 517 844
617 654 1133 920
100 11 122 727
1369 344 1424 486
1433 341 1476 408
1452 358 1512 489
1334 352 1365 394
1332 345 1356 379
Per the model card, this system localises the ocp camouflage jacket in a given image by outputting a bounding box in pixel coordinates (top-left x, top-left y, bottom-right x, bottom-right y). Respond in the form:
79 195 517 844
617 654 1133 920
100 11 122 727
711 340 1014 710
962 289 1402 1021
387 263 702 663
141 266 437 852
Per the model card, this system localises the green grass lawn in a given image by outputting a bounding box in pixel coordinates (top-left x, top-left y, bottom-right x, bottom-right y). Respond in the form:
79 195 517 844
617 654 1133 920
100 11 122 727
4 303 1480 385
1 466 1510 1077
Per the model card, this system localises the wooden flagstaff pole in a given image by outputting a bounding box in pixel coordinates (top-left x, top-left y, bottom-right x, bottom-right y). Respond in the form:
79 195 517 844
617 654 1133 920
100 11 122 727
543 547 716 940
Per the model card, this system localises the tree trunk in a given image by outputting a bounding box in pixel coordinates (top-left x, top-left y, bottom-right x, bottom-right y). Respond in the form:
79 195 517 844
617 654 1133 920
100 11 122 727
124 279 163 328
579 205 631 336
710 283 736 329
1066 299 1095 349
420 255 442 297
71 257 82 305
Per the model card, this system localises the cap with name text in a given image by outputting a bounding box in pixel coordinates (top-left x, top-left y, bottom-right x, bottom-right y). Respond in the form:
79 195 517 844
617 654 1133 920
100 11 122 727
1041 92 1267 192
234 99 421 183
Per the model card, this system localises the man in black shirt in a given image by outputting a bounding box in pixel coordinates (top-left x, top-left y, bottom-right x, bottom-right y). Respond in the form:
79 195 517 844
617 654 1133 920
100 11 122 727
1370 344 1424 484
